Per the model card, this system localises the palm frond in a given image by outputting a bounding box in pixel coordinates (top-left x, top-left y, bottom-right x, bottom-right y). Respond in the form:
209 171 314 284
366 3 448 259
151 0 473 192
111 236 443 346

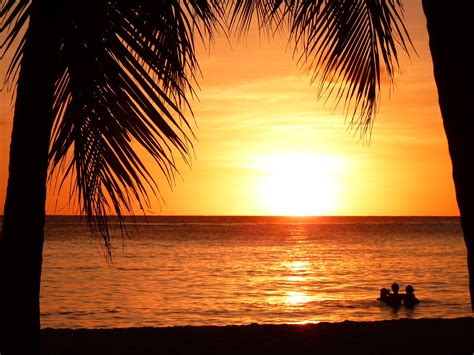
48 0 224 254
0 0 30 92
228 0 285 36
287 0 412 137
229 0 412 138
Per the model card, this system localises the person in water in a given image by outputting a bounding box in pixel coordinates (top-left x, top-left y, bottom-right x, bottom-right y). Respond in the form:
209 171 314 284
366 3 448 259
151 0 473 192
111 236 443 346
378 288 390 302
385 282 402 306
403 284 420 307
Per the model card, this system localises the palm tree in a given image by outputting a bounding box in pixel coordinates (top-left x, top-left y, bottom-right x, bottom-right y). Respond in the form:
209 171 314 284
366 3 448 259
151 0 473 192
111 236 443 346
421 0 474 311
1 1 223 353
1 0 471 354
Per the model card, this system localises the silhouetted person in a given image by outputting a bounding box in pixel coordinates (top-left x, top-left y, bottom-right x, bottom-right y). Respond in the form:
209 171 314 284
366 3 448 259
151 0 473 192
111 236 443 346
378 287 390 303
386 282 402 306
404 284 420 307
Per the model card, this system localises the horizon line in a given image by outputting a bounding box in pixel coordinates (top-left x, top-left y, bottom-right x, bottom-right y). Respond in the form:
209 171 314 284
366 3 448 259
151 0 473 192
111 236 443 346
0 214 461 218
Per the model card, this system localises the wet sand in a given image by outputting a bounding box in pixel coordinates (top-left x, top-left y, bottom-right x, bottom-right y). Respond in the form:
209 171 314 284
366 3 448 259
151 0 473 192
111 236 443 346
41 317 474 355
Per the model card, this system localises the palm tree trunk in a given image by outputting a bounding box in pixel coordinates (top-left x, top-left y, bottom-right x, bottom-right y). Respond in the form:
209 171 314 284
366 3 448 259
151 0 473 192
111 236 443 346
0 2 60 354
422 1 474 310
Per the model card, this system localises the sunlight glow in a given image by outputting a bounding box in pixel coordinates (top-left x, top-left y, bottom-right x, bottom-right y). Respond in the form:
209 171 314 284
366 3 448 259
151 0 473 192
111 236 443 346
285 260 310 281
285 291 312 305
285 260 311 272
256 153 344 216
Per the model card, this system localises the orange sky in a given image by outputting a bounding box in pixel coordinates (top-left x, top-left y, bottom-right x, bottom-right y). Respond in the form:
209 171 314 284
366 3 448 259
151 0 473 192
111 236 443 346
0 1 459 216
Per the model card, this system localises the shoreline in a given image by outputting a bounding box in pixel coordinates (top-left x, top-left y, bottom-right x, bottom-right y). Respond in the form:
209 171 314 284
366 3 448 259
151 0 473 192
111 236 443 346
41 317 474 355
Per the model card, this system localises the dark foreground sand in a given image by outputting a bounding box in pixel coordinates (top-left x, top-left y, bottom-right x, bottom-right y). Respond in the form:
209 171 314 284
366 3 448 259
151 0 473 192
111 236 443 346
41 317 474 355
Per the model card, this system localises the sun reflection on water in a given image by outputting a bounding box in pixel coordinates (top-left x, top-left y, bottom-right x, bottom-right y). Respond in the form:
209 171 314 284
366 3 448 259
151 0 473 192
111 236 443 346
287 276 305 282
285 291 313 305
285 260 311 272
280 256 316 305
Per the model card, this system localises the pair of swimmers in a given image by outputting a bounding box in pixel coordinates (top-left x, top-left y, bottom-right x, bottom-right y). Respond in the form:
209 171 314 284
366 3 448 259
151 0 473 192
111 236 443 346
378 283 420 307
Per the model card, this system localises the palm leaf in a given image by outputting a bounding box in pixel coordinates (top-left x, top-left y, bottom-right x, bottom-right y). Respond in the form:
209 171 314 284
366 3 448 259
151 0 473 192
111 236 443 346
0 0 30 92
3 0 411 255
288 0 412 137
46 0 223 254
228 0 284 36
230 0 412 138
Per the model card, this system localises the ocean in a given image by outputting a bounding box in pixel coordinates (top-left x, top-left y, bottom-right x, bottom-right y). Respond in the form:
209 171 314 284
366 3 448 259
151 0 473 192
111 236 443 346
39 216 471 328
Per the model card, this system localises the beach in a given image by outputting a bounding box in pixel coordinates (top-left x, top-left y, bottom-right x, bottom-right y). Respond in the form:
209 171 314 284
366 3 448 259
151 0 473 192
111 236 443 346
41 317 474 355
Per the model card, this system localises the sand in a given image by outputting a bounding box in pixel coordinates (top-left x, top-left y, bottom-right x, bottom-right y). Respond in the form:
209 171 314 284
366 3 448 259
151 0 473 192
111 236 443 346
41 317 474 355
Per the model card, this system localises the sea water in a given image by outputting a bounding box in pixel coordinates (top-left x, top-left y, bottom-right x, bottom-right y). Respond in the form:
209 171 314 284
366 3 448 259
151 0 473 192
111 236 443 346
39 216 471 328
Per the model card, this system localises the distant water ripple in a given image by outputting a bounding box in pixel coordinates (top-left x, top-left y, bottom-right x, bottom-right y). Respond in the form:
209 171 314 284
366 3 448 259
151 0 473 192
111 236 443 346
40 216 471 328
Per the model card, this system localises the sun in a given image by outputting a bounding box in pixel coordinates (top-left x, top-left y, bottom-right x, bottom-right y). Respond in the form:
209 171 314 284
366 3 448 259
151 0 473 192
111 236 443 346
257 153 343 216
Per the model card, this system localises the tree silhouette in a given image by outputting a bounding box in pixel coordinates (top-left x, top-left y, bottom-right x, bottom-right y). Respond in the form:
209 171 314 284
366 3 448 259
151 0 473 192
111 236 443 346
1 1 223 353
421 0 474 312
1 1 471 354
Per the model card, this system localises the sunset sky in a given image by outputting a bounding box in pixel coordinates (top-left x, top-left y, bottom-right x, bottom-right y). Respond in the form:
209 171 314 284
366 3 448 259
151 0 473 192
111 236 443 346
0 1 459 216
